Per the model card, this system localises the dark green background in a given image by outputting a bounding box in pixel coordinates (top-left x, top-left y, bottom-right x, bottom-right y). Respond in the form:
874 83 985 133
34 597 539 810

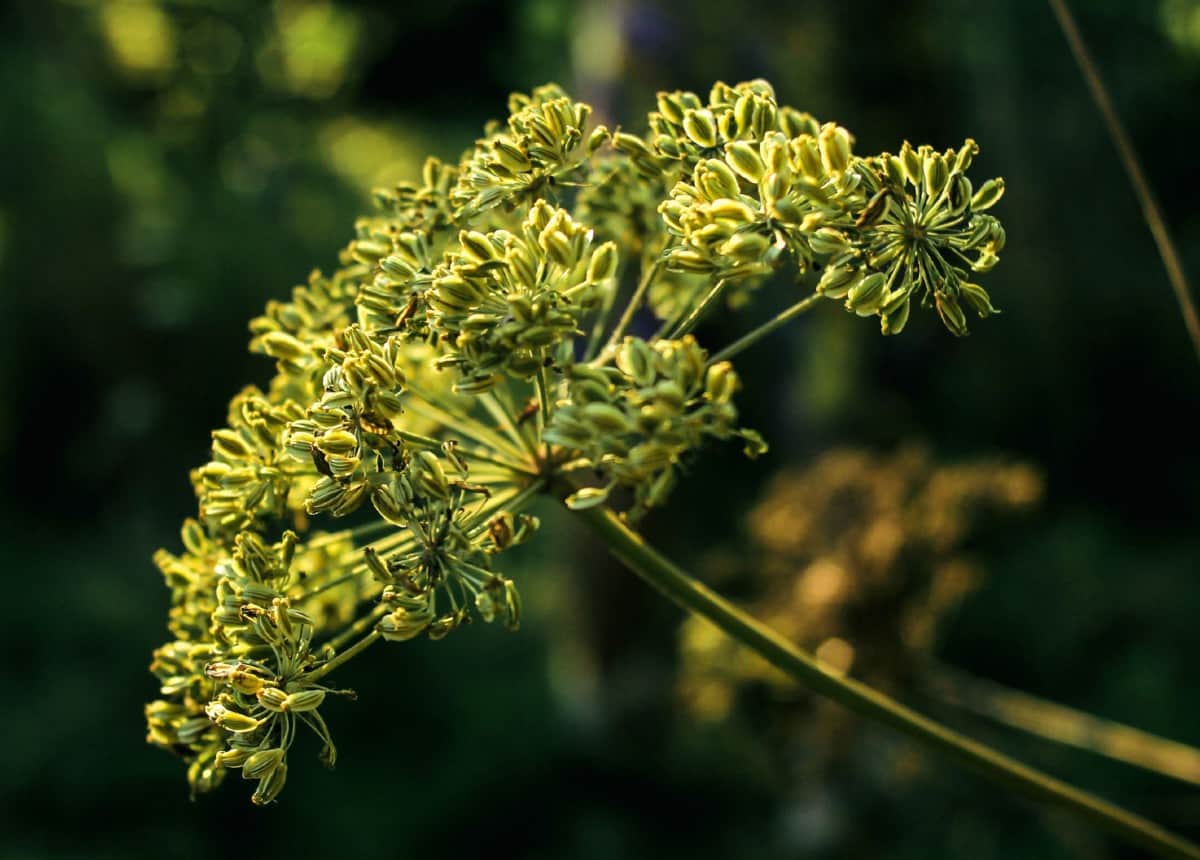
1 1 1198 857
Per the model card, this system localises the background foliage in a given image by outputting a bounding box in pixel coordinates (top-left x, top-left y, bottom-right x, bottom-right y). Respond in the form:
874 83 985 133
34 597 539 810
1 1 1198 857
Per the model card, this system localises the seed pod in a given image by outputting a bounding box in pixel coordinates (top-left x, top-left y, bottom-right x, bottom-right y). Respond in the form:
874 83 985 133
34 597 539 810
733 92 757 135
718 231 771 262
971 178 1005 211
363 545 392 581
810 228 849 257
260 331 309 362
725 141 764 182
682 109 718 148
900 141 922 187
379 255 415 281
628 441 674 473
315 430 358 456
794 136 823 179
475 589 496 623
819 124 852 174
377 598 434 642
880 296 911 335
251 762 287 806
413 450 449 499
935 292 969 336
845 273 887 316
817 265 859 299
705 361 739 404
180 519 206 556
948 141 975 179
503 579 522 631
206 703 261 733
370 484 408 527
619 339 659 389
959 282 999 317
923 152 949 198
771 197 803 224
587 242 618 282
212 429 253 461
582 402 631 434
656 91 685 124
703 198 752 223
281 690 326 712
565 486 611 510
215 747 251 769
613 131 653 158
700 159 741 199
257 687 288 712
586 125 610 154
667 249 714 273
883 153 905 186
243 748 285 781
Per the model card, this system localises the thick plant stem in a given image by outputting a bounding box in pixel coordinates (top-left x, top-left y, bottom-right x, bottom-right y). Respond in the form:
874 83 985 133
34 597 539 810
572 505 1200 860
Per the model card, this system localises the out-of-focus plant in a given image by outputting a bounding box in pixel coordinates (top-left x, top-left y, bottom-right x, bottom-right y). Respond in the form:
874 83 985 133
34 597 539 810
678 446 1042 721
143 78 1199 859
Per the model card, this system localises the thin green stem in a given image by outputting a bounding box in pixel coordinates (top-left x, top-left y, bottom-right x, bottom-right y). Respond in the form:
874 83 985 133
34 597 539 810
393 425 533 475
707 292 824 365
300 520 394 552
535 366 553 433
478 390 538 460
1047 0 1200 363
571 505 1200 860
594 257 665 362
404 384 530 464
583 269 621 362
322 604 389 655
670 278 728 339
305 630 381 684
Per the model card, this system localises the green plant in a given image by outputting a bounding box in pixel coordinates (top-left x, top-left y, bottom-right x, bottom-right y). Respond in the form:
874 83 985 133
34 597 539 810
145 80 1197 858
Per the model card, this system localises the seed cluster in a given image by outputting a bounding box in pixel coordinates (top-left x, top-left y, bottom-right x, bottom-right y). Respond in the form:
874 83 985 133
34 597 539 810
148 80 1007 804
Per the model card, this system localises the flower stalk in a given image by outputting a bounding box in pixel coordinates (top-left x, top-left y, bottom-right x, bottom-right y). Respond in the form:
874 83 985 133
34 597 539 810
572 504 1200 860
146 77 1186 855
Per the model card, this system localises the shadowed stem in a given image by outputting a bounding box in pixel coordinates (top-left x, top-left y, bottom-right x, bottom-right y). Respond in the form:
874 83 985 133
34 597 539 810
923 662 1200 786
572 504 1200 860
708 293 824 365
1048 0 1200 363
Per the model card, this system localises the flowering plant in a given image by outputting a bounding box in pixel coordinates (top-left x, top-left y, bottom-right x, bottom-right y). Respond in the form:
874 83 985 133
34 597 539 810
143 78 1200 860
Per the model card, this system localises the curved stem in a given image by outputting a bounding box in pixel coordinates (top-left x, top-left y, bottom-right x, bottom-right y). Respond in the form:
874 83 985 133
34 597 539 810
571 505 1200 860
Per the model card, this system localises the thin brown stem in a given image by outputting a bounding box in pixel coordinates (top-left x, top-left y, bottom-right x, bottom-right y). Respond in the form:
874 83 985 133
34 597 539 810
1048 0 1200 362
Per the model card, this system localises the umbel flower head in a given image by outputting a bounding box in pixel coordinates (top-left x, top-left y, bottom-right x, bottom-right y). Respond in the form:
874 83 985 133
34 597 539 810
147 79 1008 804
